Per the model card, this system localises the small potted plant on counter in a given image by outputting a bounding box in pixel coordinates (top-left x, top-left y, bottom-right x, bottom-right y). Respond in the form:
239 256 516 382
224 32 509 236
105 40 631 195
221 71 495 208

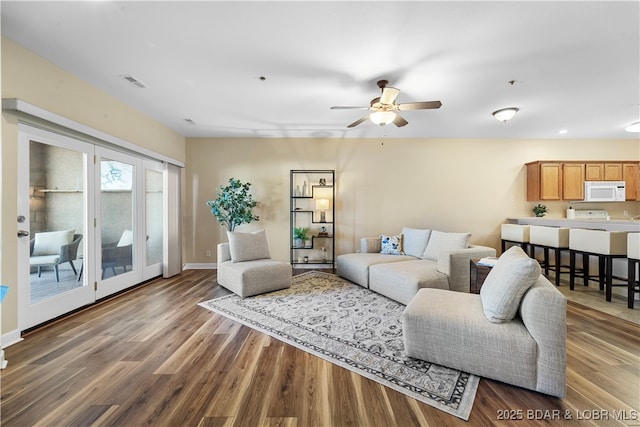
532 204 548 217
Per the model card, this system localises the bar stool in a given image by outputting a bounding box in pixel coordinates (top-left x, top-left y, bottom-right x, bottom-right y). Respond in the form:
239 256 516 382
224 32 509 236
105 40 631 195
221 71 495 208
529 225 570 286
501 224 530 254
628 233 640 309
569 229 628 302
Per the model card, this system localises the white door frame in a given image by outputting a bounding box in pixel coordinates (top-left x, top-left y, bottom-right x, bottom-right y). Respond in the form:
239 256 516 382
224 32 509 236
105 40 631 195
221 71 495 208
17 124 96 330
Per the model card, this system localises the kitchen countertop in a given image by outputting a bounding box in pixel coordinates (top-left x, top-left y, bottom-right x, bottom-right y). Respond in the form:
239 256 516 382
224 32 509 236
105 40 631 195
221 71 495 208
507 217 640 232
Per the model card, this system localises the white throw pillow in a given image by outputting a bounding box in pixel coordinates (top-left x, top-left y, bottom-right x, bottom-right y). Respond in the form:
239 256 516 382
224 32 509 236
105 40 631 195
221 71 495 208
227 229 271 262
401 227 431 258
480 246 541 323
32 229 75 256
380 234 403 255
421 230 470 261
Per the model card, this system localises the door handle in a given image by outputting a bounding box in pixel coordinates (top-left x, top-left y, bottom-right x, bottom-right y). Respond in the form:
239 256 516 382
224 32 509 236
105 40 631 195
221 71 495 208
17 230 30 238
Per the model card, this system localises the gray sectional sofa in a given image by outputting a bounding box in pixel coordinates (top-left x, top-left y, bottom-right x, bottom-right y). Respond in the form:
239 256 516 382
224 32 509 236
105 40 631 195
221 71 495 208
337 229 567 397
337 227 496 304
403 246 567 397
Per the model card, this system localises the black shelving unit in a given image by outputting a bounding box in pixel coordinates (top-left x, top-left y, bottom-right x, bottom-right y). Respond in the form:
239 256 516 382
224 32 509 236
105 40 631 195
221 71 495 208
290 170 335 269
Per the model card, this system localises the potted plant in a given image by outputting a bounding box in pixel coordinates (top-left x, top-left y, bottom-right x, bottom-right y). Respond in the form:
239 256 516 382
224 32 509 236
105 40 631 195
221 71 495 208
206 178 259 231
532 203 548 217
293 226 311 248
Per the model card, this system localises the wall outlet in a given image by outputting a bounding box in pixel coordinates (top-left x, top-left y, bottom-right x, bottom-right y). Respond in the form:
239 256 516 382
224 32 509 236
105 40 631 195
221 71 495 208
206 250 212 257
624 210 629 216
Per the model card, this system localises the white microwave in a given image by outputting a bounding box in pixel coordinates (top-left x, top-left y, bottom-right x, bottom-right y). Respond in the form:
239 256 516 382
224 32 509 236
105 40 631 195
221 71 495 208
584 181 626 202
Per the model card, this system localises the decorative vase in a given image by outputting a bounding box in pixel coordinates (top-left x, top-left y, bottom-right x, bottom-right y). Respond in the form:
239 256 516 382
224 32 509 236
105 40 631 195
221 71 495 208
302 181 307 197
294 238 303 248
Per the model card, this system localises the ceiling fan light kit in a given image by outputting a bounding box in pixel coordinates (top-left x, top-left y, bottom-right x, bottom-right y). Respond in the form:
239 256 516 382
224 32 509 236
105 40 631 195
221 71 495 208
370 111 397 126
331 80 442 128
493 107 520 123
625 121 640 133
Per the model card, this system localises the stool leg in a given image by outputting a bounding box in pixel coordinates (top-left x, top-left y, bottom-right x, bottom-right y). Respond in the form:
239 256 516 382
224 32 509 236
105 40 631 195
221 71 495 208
598 256 606 291
628 260 636 309
570 250 576 290
582 253 590 286
543 247 550 276
605 256 613 302
554 248 561 286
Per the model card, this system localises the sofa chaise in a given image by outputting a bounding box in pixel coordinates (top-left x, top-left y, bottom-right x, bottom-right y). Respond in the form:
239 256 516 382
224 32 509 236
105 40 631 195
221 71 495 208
403 245 567 397
337 227 496 304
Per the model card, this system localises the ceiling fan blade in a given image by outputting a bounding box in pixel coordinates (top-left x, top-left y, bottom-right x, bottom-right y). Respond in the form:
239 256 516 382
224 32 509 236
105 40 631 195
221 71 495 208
379 87 400 105
347 116 370 128
393 114 408 127
397 101 442 111
330 106 369 110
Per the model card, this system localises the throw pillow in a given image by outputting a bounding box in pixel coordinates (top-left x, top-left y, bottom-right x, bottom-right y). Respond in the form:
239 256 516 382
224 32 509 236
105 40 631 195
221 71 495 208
380 234 403 255
421 230 470 261
227 229 271 262
32 229 75 256
117 229 134 247
480 245 541 323
401 227 431 258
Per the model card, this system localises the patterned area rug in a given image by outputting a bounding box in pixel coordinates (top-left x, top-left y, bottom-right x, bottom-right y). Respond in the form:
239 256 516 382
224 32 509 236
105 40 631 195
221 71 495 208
199 271 478 420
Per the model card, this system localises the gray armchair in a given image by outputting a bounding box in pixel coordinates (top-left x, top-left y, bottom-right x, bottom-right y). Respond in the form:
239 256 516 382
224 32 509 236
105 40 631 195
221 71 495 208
102 229 133 278
30 230 82 282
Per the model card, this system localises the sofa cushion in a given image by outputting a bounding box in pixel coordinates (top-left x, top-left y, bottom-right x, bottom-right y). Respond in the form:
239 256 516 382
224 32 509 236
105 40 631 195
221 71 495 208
480 246 541 323
380 234 403 255
227 229 271 262
422 230 470 261
32 229 75 256
401 227 432 258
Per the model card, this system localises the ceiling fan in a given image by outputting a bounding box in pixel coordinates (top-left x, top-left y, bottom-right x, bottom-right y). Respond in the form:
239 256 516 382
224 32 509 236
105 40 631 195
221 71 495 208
331 80 442 128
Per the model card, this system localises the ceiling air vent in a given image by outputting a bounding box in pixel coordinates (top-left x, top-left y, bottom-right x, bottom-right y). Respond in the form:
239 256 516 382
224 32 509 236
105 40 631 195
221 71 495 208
121 74 148 88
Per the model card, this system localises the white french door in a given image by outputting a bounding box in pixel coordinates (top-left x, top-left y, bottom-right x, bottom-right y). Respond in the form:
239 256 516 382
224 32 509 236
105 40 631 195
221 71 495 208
17 126 95 329
17 125 167 330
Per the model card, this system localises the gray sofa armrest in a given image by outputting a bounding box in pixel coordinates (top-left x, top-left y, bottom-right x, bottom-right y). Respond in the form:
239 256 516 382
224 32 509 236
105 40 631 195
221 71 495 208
519 276 567 397
360 236 381 253
437 245 496 292
217 242 231 264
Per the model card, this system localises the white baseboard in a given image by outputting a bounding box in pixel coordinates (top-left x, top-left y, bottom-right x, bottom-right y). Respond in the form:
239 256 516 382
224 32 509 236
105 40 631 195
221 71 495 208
2 329 23 349
183 263 217 270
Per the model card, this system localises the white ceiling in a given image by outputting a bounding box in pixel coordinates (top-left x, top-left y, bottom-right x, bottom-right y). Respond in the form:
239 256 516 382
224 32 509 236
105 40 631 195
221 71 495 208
1 1 639 139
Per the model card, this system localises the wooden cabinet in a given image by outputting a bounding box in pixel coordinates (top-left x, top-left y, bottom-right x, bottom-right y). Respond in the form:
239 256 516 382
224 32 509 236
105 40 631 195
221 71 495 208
526 162 562 201
562 163 585 200
604 163 623 180
527 160 637 201
586 163 623 181
623 163 639 200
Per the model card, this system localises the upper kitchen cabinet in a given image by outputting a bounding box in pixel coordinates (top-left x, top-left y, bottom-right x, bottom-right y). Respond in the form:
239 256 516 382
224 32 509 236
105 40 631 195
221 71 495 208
562 163 585 200
526 160 639 201
623 163 639 200
585 163 623 181
526 161 562 201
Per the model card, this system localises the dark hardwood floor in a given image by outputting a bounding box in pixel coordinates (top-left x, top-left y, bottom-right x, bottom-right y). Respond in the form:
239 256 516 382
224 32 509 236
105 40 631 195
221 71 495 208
1 269 638 426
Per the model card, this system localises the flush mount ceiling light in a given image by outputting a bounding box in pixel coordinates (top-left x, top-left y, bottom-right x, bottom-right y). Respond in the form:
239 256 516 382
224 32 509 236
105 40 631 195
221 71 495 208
625 121 640 133
492 107 519 123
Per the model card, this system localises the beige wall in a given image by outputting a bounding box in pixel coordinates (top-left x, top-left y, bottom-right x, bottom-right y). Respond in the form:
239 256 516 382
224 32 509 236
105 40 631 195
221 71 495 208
184 137 640 264
1 37 185 335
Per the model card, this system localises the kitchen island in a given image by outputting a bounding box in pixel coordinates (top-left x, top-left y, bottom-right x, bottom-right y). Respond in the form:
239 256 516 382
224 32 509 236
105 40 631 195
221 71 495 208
507 217 640 232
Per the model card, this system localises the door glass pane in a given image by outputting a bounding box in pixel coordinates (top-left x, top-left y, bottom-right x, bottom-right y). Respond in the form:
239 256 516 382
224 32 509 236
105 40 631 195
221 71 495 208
101 159 134 279
29 141 85 303
146 169 163 266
